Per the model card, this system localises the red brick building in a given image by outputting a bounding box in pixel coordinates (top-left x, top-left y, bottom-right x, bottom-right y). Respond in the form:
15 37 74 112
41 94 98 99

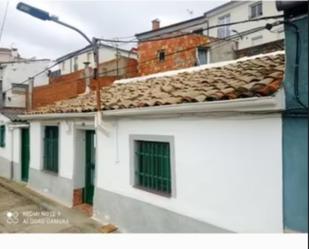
137 34 212 76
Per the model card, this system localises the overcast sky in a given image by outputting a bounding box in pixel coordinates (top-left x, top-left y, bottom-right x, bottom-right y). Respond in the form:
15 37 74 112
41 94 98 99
0 0 228 60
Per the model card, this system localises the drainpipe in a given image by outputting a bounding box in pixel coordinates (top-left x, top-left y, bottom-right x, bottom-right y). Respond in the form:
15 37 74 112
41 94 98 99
83 62 91 94
27 77 34 111
9 126 14 180
0 65 3 109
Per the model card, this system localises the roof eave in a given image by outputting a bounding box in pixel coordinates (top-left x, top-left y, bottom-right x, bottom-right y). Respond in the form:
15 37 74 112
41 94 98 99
18 111 96 121
102 89 285 118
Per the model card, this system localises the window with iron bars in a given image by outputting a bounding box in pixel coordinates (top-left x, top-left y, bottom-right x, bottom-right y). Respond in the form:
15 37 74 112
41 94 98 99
0 125 5 147
134 140 171 196
43 126 59 173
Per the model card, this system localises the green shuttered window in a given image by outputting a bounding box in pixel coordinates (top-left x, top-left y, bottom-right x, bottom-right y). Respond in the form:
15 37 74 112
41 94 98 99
0 125 5 147
135 140 171 196
43 126 59 173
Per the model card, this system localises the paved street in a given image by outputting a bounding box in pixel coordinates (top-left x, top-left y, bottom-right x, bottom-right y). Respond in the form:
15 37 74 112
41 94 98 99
0 177 104 233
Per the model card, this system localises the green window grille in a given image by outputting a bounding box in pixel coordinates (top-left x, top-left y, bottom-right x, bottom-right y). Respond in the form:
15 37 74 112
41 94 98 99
0 125 5 147
135 140 171 196
43 126 59 173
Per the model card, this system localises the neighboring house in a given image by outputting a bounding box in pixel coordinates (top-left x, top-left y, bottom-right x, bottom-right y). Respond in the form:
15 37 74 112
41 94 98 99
277 1 308 233
0 47 21 63
20 51 286 232
0 108 29 182
57 43 137 76
137 32 214 75
0 59 50 108
0 55 50 184
135 0 284 71
30 55 138 110
206 1 284 52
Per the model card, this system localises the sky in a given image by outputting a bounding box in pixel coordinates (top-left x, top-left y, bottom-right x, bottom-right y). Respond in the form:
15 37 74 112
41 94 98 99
0 0 228 60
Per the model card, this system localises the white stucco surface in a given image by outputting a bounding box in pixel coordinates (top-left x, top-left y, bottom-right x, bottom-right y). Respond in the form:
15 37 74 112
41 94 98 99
0 114 21 164
96 113 283 233
0 60 50 108
29 121 93 181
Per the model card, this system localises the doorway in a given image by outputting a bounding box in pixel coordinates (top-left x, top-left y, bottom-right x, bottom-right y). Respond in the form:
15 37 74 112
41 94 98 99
84 130 96 205
21 128 30 182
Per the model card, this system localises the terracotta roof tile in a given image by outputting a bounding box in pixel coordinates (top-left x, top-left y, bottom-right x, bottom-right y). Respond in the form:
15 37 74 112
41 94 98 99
28 52 285 115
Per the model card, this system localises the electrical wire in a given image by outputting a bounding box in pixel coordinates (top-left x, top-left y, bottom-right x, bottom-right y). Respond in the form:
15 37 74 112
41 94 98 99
97 14 284 44
4 19 283 94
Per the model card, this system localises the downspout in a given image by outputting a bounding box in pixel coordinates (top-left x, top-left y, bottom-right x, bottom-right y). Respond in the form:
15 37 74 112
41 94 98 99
9 126 14 180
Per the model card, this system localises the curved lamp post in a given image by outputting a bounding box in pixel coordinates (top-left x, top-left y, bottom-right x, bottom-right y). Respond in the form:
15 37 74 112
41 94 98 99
16 2 101 110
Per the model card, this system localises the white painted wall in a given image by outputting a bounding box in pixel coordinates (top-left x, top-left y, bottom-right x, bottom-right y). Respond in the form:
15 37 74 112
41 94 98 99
96 113 283 233
207 1 284 49
73 129 86 189
0 114 22 165
0 60 50 108
60 46 137 75
29 121 90 181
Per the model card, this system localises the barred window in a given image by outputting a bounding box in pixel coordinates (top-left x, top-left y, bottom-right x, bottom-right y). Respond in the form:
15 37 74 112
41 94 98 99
134 140 171 196
0 125 5 147
43 126 59 173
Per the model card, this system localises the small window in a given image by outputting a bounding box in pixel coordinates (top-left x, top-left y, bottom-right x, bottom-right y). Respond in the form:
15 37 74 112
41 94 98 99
217 14 231 38
0 125 5 147
43 126 59 173
157 50 165 62
61 62 65 71
250 2 263 19
74 56 78 71
197 47 208 65
134 140 171 196
86 52 91 62
193 28 204 35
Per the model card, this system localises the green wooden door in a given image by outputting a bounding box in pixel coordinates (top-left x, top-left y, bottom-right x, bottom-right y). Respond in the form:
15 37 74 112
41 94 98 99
84 130 96 205
21 128 30 182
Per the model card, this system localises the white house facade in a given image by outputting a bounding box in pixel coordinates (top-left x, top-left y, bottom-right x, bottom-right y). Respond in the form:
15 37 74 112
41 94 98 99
0 59 50 108
0 110 28 182
19 51 286 233
57 44 137 76
206 1 284 50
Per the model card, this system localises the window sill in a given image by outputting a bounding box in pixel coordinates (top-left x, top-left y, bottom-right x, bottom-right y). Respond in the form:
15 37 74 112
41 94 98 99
41 169 59 177
249 15 263 20
133 185 172 198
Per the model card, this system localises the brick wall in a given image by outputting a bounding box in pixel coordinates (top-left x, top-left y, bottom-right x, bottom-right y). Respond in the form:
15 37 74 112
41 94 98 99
138 34 211 76
32 74 117 109
31 58 138 109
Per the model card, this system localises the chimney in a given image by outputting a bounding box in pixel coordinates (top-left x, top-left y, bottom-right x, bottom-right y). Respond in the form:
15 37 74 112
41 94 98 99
152 19 160 30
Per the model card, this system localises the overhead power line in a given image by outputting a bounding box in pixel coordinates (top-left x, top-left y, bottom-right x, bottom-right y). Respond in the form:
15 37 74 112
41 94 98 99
97 14 284 44
6 19 283 93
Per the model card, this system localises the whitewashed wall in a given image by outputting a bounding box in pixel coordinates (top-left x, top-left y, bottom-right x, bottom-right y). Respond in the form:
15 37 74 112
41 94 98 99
0 114 22 176
207 1 284 49
29 121 75 179
1 60 50 108
96 113 283 233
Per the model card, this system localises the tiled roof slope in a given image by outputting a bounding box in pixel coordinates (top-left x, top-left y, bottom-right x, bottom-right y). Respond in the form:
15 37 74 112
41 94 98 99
29 51 285 114
1 107 26 121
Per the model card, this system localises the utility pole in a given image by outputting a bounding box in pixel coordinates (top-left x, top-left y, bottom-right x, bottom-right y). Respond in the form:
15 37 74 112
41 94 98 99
27 77 34 112
92 37 101 111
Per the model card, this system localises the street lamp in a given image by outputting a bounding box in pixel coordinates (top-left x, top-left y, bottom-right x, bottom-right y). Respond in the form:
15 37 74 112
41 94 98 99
16 2 101 110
